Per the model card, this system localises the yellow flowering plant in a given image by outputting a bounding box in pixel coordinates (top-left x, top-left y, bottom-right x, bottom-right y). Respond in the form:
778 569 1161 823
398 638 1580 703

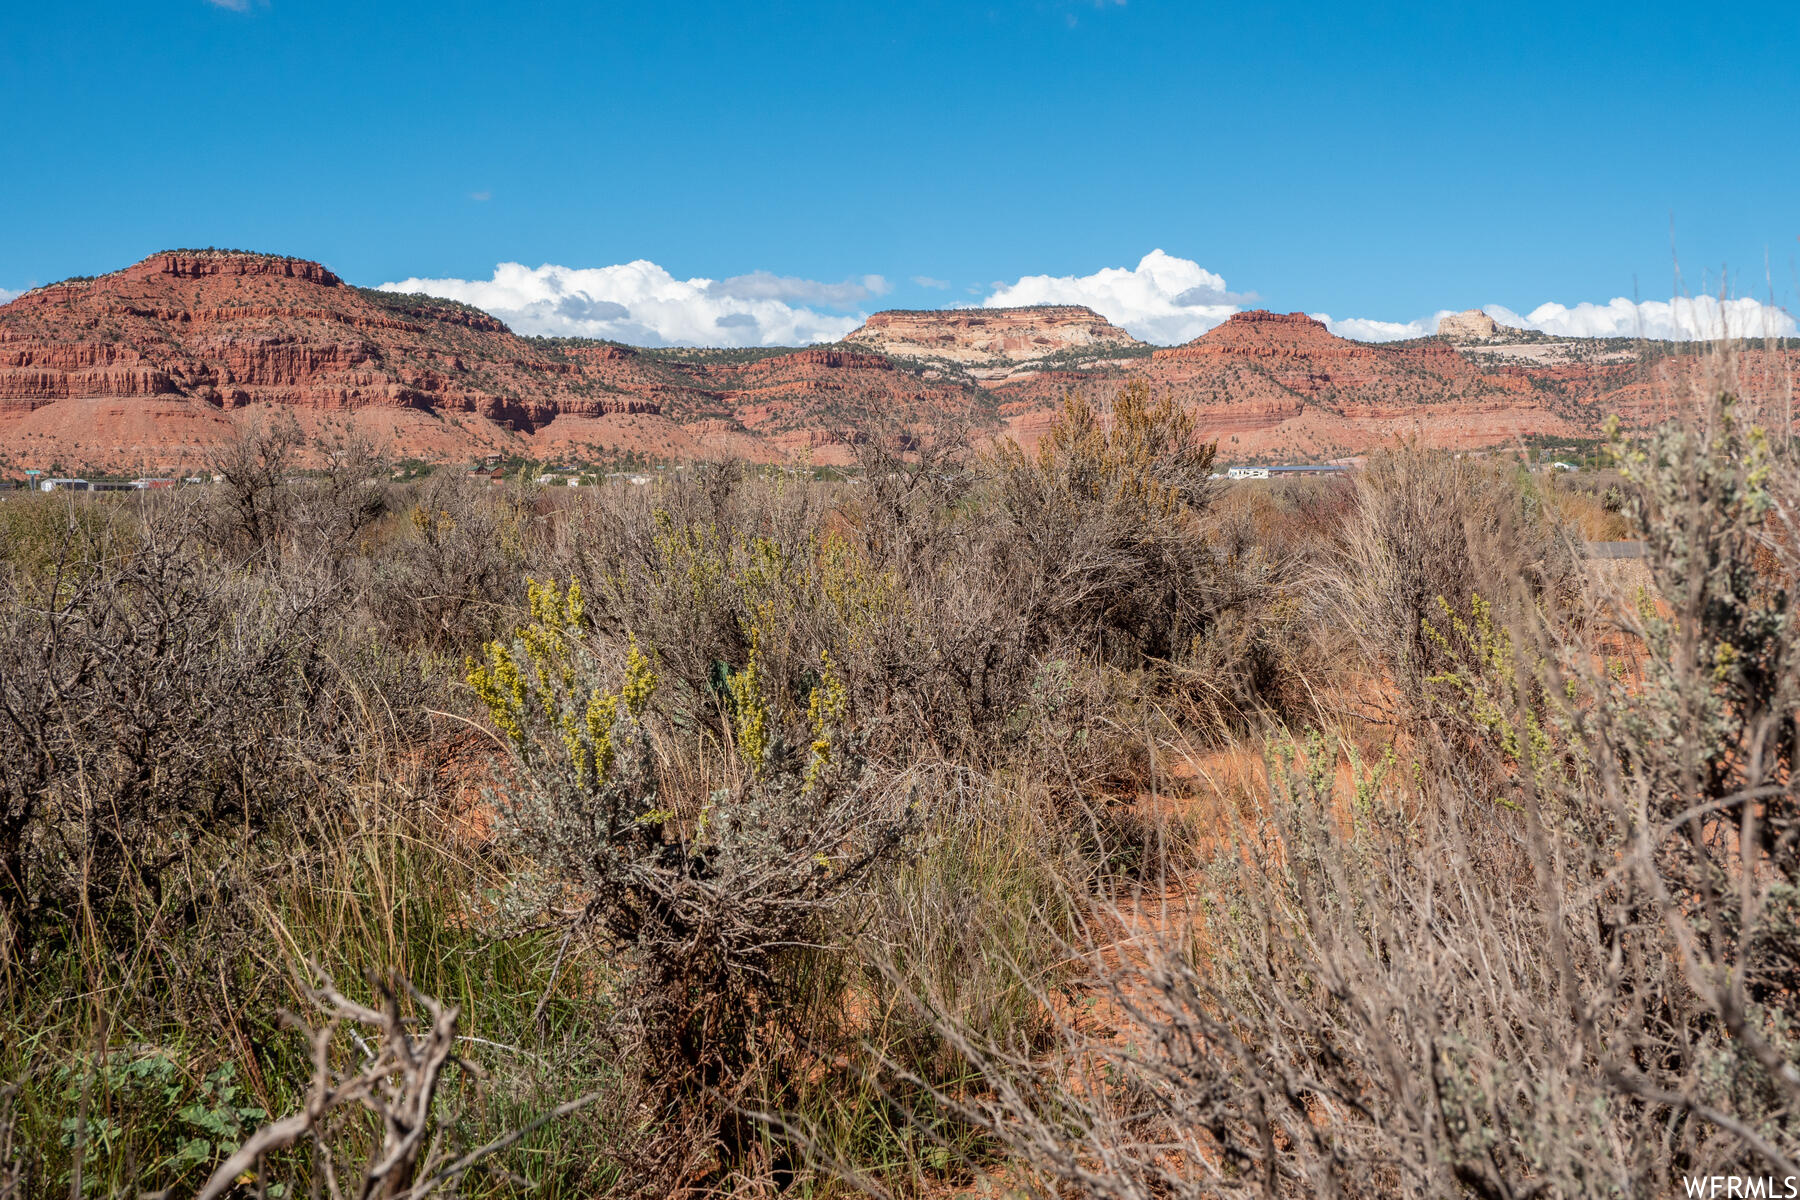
465 574 911 1108
468 577 666 847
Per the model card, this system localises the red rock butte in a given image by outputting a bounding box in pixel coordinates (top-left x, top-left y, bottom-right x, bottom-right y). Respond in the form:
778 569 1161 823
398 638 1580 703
0 251 971 471
0 251 1792 473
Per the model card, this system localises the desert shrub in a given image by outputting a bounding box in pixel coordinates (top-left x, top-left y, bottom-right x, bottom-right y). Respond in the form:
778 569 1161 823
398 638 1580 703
763 772 1082 1192
1210 473 1357 566
205 415 390 569
1575 397 1798 1046
590 500 888 731
568 462 1021 768
561 390 1272 773
874 776 1079 1067
0 490 137 580
467 577 914 1181
205 412 306 560
0 503 416 968
847 414 977 579
369 471 534 649
187 969 614 1200
558 463 827 693
295 424 392 557
1181 519 1322 734
1319 445 1583 721
1547 470 1634 540
989 382 1222 667
987 384 1329 742
912 395 1799 1198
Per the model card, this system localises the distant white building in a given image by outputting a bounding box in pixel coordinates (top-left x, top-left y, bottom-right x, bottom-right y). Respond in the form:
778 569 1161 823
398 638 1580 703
39 478 88 492
1226 465 1351 481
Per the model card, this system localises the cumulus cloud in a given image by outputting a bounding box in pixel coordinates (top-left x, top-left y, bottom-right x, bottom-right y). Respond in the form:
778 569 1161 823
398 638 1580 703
980 249 1796 346
378 252 1797 351
1310 313 1439 341
1340 315 1432 340
1513 296 1796 340
377 260 871 347
0 287 20 306
982 250 1250 344
1314 296 1797 343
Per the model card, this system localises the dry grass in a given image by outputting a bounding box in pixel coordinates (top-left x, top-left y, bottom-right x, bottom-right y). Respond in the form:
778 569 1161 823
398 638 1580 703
3 379 1795 1197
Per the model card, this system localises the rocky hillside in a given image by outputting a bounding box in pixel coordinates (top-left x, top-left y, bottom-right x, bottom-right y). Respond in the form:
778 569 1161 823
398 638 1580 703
0 252 979 471
2 255 1789 474
989 310 1793 462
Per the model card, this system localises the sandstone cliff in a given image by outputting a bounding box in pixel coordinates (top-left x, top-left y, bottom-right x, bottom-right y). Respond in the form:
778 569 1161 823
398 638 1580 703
2 253 1786 474
844 305 1142 375
986 308 1761 462
0 252 976 471
1437 309 1509 341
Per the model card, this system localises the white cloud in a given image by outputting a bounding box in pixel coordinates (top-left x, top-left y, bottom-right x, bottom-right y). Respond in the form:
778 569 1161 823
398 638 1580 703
0 287 20 306
912 275 951 290
981 250 1249 344
205 0 254 10
377 260 870 347
1314 296 1797 343
1516 296 1796 340
1311 313 1437 342
378 252 1798 351
981 250 1796 346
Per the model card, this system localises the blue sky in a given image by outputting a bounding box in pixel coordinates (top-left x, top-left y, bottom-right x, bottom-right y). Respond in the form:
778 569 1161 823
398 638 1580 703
2 1 1796 344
